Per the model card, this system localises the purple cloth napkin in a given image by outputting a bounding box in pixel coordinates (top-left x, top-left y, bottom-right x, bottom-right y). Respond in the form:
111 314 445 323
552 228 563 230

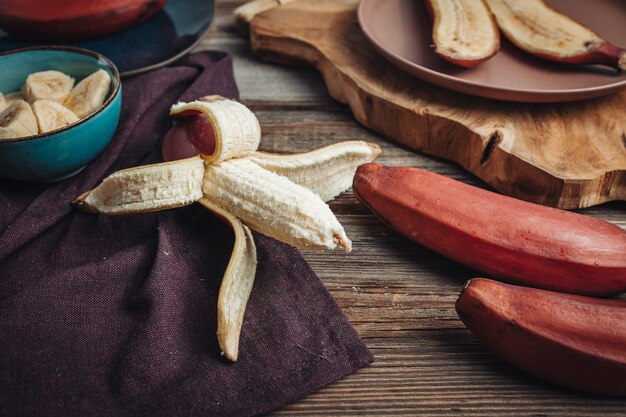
0 52 372 417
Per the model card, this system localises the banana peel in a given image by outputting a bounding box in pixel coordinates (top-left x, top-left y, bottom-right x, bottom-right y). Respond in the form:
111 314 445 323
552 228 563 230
74 97 381 361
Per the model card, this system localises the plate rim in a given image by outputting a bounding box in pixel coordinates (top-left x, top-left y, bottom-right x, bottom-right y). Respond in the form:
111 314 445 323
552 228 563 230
120 23 213 78
0 0 215 79
357 0 626 103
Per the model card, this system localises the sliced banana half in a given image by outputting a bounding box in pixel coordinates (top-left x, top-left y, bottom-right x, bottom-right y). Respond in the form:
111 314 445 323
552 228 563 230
32 100 79 133
64 69 111 119
22 70 75 104
427 0 500 67
484 0 626 70
0 100 38 140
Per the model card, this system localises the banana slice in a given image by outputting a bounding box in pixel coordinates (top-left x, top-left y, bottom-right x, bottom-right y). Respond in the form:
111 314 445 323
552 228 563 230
22 70 75 104
427 0 500 67
63 69 111 119
73 156 205 215
5 92 25 105
198 198 257 362
202 158 352 252
250 141 382 202
0 100 38 140
32 100 79 133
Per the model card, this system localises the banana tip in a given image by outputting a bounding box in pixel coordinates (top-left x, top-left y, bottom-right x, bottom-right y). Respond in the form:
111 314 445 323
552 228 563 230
218 331 239 362
368 143 383 160
72 191 99 213
337 233 352 253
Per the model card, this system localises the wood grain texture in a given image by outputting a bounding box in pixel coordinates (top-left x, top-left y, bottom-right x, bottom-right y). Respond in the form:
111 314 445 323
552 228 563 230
242 0 626 209
196 2 626 415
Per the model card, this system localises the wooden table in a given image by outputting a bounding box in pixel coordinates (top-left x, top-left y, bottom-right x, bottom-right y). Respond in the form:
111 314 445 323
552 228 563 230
197 2 626 415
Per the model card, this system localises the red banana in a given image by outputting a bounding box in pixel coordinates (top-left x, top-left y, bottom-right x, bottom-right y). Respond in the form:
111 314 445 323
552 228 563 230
456 278 626 396
352 163 626 296
0 0 166 41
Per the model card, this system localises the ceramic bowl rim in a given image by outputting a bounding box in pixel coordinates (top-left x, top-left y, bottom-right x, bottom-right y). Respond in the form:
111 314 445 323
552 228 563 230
0 45 121 143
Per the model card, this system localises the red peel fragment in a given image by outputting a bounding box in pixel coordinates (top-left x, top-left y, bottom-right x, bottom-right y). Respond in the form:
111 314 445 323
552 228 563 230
162 111 216 162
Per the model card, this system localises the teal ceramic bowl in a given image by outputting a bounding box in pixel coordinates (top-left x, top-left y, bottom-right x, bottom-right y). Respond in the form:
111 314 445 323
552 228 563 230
0 46 121 182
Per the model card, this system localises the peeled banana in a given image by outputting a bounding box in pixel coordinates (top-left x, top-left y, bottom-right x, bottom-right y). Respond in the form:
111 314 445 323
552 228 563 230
0 100 38 140
75 97 381 361
32 100 79 133
22 70 75 104
64 69 112 118
0 93 6 112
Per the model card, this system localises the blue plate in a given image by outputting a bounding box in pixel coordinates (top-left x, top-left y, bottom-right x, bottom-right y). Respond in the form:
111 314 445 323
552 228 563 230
0 0 214 77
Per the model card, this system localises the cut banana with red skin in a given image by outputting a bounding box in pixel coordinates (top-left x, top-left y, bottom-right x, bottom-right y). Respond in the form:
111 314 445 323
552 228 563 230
426 0 500 67
484 0 626 70
74 96 381 361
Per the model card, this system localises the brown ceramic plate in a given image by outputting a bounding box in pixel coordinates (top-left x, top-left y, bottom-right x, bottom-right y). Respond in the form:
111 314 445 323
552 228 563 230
358 0 626 102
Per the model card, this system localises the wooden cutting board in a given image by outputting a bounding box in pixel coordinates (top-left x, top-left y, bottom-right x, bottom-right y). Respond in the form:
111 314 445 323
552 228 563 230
236 0 626 209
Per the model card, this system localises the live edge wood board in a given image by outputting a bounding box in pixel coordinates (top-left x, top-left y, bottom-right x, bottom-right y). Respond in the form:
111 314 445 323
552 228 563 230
237 0 626 209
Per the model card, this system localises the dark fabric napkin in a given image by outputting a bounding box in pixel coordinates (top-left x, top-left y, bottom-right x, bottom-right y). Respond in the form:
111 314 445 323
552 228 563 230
0 52 372 417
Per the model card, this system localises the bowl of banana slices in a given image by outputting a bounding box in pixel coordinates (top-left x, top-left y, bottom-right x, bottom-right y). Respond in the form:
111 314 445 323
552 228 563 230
0 46 121 182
